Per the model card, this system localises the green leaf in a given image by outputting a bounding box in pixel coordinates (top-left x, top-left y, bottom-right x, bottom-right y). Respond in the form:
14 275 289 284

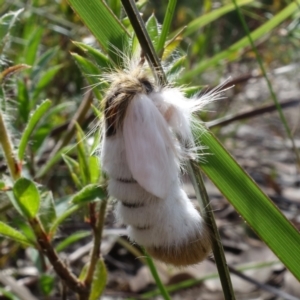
12 178 40 219
39 191 57 233
67 0 129 63
198 130 300 280
73 42 113 70
76 123 90 185
24 28 43 66
182 85 203 97
146 14 159 49
0 221 33 246
0 180 5 190
89 156 100 184
72 184 106 204
90 128 101 156
73 41 114 69
62 154 82 188
182 0 255 37
0 288 19 300
36 144 76 178
166 56 186 78
39 274 55 296
156 0 177 57
17 79 30 123
55 230 91 252
182 1 299 81
18 99 52 161
0 9 23 51
89 258 107 300
32 65 62 103
107 0 122 18
71 53 103 100
31 47 59 79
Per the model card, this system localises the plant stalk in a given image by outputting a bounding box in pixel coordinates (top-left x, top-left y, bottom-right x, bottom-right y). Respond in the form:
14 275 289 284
120 0 167 86
0 111 21 180
29 217 88 296
84 199 107 286
189 161 235 299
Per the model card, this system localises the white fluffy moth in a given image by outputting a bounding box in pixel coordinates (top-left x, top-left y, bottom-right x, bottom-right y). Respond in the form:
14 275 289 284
100 60 221 266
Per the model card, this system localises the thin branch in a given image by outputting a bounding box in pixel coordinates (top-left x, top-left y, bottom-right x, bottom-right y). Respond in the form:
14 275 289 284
189 161 235 299
29 218 88 296
84 199 107 287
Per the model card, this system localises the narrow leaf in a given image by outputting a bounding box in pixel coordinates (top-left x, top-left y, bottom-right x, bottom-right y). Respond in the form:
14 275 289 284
36 144 76 178
199 130 300 280
73 41 113 69
39 191 57 232
71 52 104 100
146 14 159 49
0 221 33 246
182 1 299 81
18 99 52 161
0 9 23 51
76 123 90 185
89 258 107 300
12 178 40 219
156 0 177 57
183 0 255 37
55 230 91 252
71 184 106 204
32 65 62 103
24 28 43 66
67 0 129 62
62 154 82 188
89 156 100 184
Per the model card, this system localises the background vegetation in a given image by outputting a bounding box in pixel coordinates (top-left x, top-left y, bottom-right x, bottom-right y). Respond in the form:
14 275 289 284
0 0 300 299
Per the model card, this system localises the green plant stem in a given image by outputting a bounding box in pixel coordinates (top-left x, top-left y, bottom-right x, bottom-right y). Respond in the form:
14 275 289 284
29 217 88 297
121 0 167 86
0 111 21 180
189 161 235 300
231 0 300 170
143 249 171 300
84 199 107 287
138 261 280 299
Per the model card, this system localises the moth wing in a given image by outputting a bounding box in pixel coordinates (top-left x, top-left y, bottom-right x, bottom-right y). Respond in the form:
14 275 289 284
123 94 177 199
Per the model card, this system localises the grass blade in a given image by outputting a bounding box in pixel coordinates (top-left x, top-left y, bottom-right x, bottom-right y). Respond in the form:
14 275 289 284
156 0 177 57
143 249 171 300
199 130 300 280
181 1 300 81
18 99 52 161
182 0 255 37
67 0 129 62
231 0 300 168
